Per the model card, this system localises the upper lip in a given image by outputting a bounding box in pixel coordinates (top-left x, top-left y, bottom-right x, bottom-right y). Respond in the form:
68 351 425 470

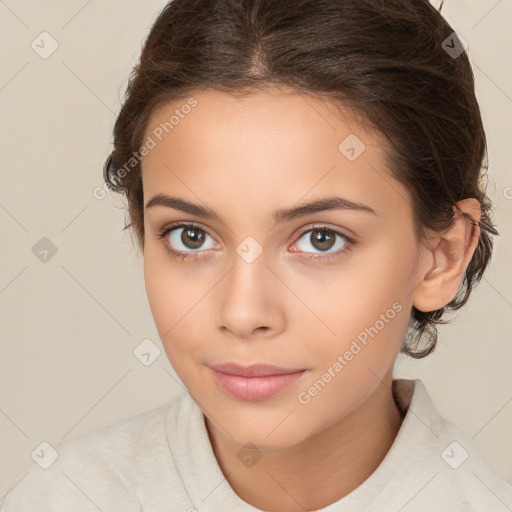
210 362 306 377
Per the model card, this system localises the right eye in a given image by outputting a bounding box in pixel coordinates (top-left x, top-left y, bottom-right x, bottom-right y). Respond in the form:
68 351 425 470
158 222 218 260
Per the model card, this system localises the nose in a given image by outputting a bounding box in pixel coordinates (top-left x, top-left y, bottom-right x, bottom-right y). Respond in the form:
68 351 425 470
216 251 285 341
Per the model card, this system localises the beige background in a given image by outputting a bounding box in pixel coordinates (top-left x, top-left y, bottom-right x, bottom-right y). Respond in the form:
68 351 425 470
1 0 511 497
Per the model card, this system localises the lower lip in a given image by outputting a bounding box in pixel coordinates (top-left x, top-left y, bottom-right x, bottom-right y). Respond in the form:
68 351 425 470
210 368 307 401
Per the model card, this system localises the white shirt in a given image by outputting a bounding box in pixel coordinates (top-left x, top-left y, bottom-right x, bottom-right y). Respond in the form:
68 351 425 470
2 378 512 511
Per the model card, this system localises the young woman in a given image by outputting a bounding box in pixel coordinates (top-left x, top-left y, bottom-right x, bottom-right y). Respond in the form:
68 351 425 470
3 0 511 510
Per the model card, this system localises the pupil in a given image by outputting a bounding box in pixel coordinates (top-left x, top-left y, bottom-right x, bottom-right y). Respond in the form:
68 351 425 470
178 228 336 252
312 229 335 251
182 228 205 249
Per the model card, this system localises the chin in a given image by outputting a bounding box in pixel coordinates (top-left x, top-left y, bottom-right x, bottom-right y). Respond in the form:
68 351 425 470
205 405 314 451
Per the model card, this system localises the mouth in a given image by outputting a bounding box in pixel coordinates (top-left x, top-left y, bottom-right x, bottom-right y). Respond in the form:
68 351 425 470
209 362 308 401
211 362 306 377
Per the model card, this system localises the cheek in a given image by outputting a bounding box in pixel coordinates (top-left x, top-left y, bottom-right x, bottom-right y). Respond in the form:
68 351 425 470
294 259 411 417
144 253 174 328
306 243 413 361
143 256 214 366
144 244 199 325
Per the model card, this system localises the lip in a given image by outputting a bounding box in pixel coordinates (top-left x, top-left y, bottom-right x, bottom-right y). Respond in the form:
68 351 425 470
211 362 305 377
210 363 307 401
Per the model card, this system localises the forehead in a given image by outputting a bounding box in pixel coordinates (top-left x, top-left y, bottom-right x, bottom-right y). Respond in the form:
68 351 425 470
141 87 411 224
145 86 379 153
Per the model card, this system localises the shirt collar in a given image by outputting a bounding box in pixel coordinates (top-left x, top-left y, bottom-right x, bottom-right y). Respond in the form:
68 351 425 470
166 378 443 511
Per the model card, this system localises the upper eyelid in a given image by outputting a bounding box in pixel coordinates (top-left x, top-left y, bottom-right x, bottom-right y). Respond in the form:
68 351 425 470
164 221 216 240
162 222 353 244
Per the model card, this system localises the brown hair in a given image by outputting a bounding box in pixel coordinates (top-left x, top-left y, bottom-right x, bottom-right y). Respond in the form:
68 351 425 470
103 0 498 358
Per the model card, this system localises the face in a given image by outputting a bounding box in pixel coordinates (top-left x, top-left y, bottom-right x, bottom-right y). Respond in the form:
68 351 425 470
141 87 427 450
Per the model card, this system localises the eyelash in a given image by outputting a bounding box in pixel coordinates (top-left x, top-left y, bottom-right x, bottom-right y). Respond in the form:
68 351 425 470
157 222 355 263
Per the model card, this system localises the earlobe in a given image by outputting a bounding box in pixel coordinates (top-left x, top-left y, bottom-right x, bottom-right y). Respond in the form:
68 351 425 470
412 198 481 313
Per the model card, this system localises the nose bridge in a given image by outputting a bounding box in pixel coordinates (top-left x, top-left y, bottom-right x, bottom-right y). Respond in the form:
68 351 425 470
216 241 283 336
225 242 270 305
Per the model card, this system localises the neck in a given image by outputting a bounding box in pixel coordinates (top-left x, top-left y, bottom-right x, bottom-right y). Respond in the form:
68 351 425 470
205 373 405 512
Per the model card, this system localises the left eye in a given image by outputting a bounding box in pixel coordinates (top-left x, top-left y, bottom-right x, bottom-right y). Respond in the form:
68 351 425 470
293 227 350 255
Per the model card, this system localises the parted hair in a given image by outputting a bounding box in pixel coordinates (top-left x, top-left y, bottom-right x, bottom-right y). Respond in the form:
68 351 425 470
103 0 498 358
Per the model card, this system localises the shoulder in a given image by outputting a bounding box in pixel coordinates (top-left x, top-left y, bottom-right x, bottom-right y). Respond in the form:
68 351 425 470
430 413 512 510
1 393 187 512
395 379 512 511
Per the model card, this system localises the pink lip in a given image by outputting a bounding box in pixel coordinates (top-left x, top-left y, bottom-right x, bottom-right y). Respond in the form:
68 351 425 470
210 363 307 401
211 362 305 377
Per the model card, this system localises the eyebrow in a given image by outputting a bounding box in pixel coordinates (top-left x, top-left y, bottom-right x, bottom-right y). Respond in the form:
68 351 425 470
145 194 377 223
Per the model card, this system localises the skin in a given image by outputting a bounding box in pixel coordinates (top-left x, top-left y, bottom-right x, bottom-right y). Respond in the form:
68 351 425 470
140 86 481 511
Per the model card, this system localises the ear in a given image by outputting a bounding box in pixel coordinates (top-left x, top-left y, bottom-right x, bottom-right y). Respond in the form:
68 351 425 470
412 198 481 313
